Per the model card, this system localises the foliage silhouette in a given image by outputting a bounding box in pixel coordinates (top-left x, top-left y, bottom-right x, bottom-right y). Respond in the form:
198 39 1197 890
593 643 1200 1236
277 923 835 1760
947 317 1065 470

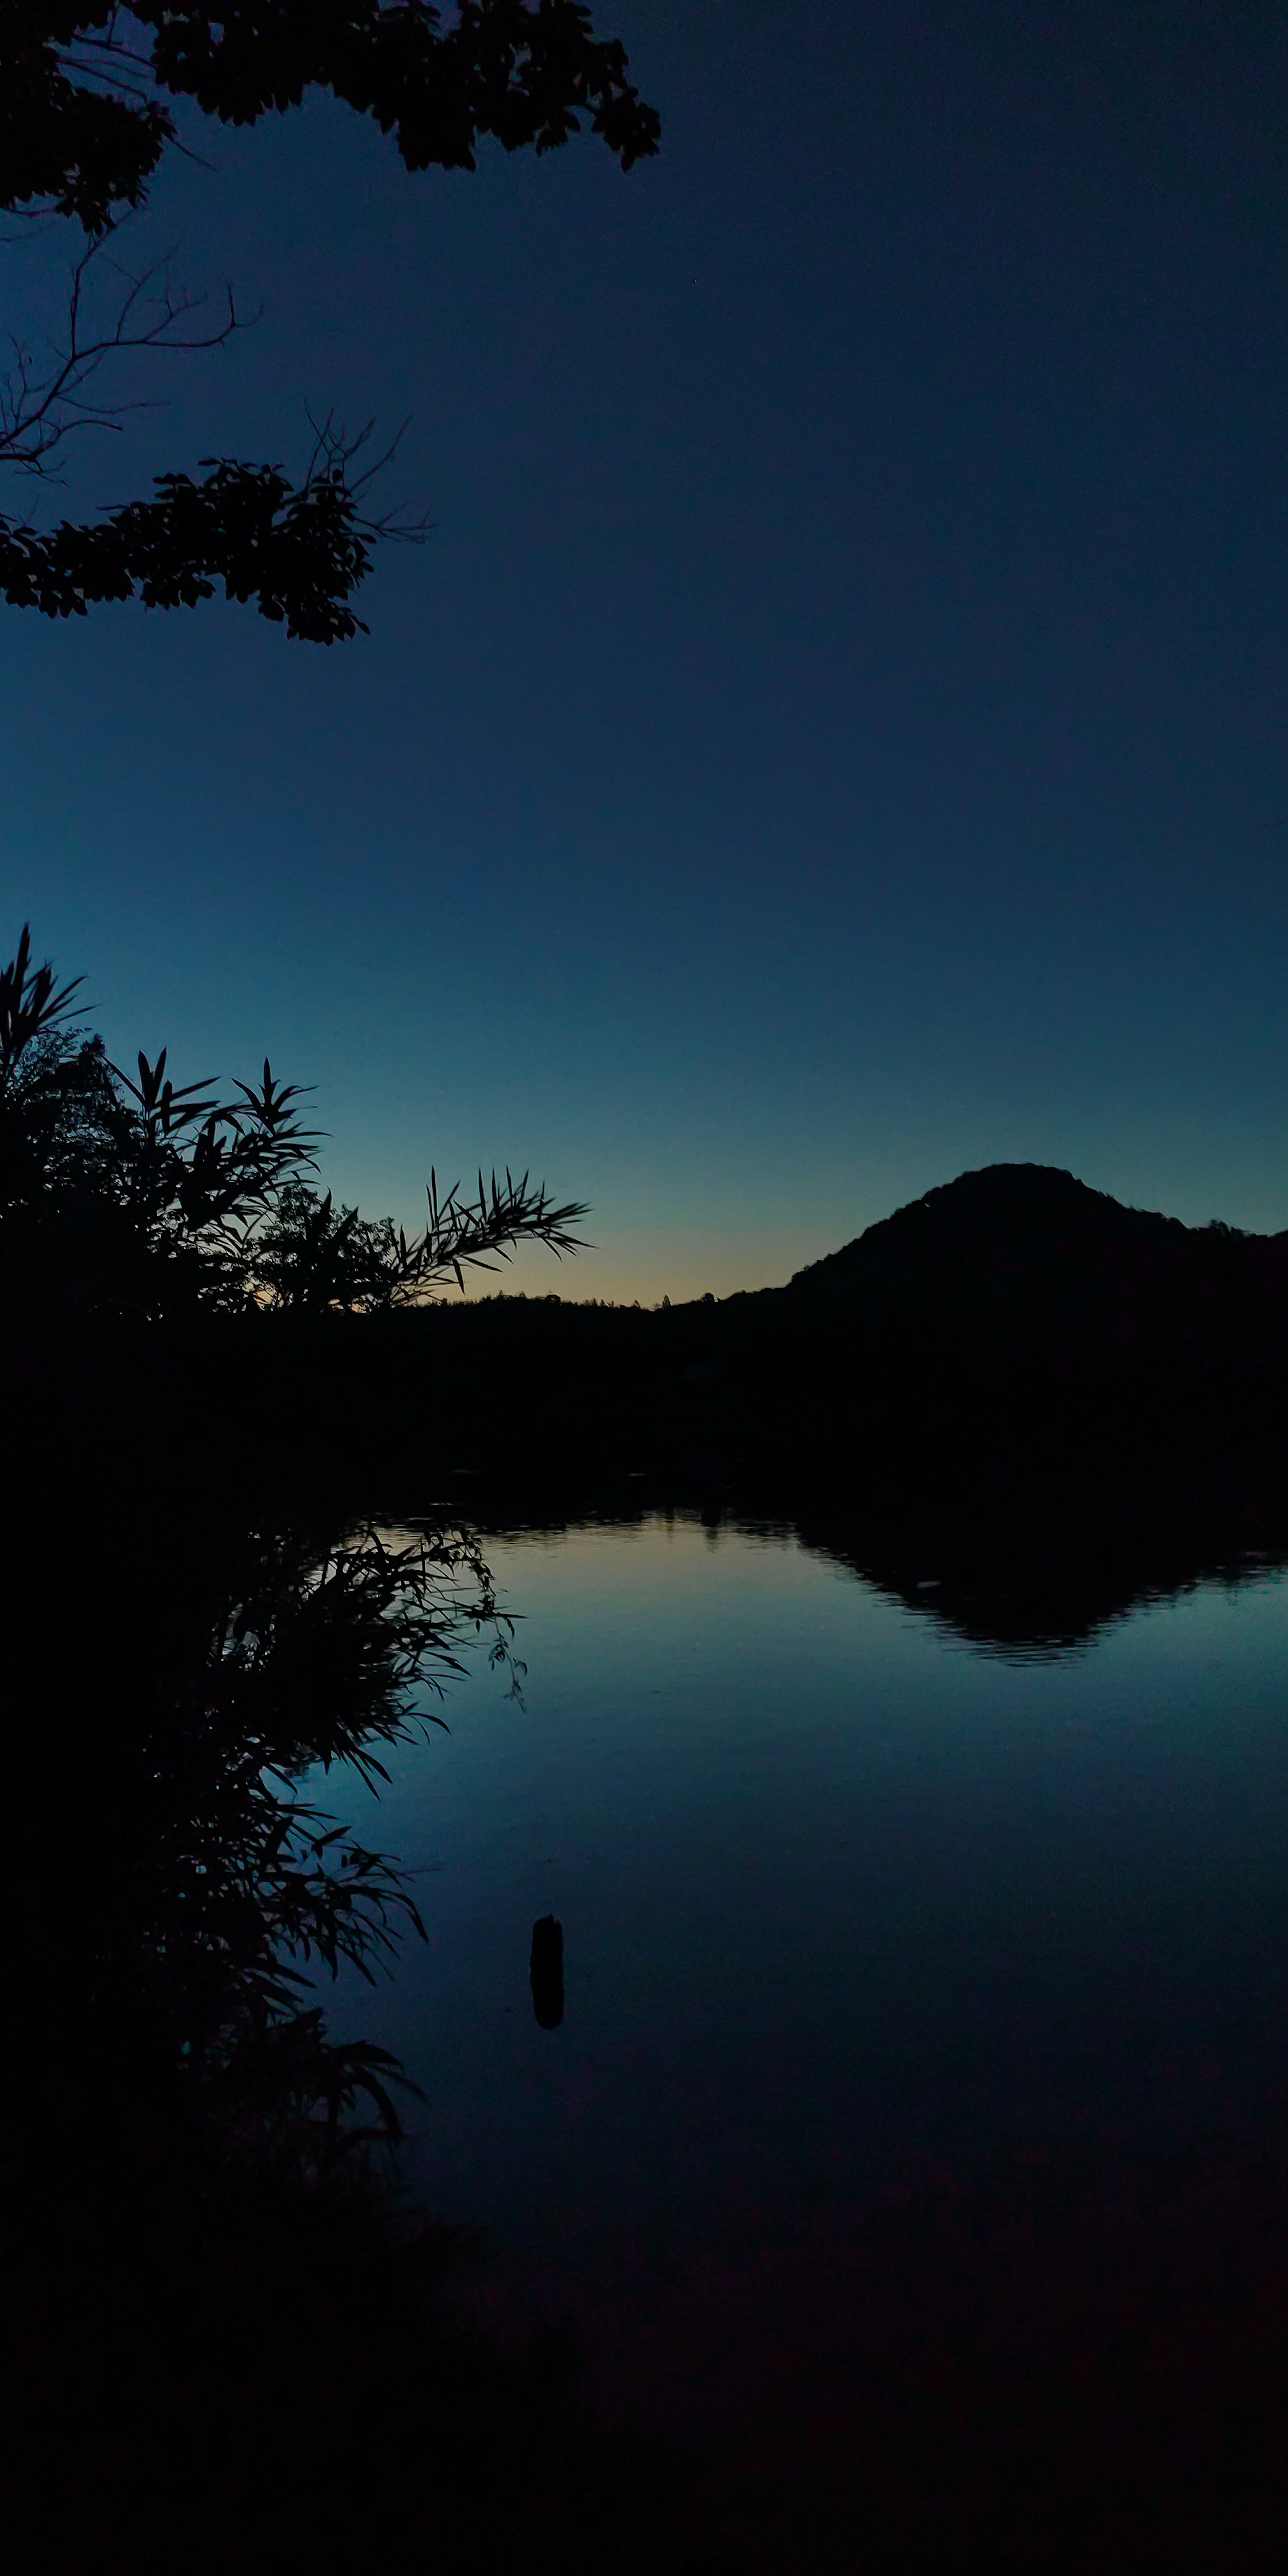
0 922 586 1311
0 444 384 639
255 1165 587 1310
112 1511 524 2167
4 1120 702 2567
3 1 660 233
0 2 659 635
3 917 576 2166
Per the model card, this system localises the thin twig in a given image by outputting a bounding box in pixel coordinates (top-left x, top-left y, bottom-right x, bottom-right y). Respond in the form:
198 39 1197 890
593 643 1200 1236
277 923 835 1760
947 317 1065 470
1 222 249 477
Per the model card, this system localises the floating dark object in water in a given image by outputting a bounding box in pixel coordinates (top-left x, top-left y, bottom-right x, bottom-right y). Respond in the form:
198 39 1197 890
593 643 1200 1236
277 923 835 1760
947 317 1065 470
530 1914 564 2028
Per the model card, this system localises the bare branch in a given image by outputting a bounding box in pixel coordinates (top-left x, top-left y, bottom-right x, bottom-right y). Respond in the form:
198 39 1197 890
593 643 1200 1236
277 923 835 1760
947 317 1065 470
0 221 249 478
302 411 433 543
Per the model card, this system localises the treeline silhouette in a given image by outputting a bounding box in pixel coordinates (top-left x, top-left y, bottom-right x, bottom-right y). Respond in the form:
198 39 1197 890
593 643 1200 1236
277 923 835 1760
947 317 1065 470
11 918 1287 1520
153 1159 1288 1540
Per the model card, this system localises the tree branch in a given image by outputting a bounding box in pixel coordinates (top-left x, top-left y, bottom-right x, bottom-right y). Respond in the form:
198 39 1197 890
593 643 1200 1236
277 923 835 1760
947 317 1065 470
0 5 657 637
0 444 381 639
1 221 245 474
1 4 660 232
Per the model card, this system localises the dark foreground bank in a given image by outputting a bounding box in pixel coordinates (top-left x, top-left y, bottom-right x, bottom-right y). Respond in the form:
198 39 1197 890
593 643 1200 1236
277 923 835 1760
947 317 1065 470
24 2080 1288 2571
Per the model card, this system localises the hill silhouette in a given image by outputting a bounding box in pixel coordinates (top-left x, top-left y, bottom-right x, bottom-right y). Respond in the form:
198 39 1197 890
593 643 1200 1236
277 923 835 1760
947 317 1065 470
782 1162 1200 1304
724 1161 1288 1500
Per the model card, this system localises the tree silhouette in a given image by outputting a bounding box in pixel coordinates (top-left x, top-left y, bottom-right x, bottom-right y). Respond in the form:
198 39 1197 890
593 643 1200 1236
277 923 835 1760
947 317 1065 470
0 3 659 637
0 921 587 1307
3 918 563 2157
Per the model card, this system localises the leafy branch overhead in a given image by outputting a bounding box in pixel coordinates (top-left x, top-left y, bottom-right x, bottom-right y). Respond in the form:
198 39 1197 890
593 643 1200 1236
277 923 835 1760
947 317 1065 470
1 444 387 639
2 1 661 233
0 3 659 635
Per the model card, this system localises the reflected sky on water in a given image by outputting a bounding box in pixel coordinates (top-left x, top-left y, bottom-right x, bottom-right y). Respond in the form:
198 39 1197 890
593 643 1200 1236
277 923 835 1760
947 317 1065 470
312 1514 1288 2248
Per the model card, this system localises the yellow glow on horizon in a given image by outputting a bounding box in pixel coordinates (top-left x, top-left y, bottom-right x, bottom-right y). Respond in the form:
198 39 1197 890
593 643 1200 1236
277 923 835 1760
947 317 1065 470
451 1221 846 1309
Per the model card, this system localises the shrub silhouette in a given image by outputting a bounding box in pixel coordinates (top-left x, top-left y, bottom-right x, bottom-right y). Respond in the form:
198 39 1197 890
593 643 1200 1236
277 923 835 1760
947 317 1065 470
2 921 574 2155
0 922 585 1317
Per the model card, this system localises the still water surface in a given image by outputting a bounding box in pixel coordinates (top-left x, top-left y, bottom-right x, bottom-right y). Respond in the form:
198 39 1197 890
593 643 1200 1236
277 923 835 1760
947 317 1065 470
317 1513 1288 2250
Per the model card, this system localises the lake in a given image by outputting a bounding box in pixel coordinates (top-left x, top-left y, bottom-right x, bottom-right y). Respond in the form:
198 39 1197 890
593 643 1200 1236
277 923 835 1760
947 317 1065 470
315 1510 1288 2270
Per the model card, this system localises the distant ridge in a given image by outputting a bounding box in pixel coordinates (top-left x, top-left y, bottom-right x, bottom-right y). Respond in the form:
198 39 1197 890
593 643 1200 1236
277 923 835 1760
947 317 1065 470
782 1162 1226 1306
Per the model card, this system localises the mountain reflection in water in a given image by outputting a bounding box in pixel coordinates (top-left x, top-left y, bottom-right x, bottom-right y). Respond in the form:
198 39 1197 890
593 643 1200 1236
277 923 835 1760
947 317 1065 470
794 1515 1288 1660
308 1508 1288 2262
289 1505 1288 2564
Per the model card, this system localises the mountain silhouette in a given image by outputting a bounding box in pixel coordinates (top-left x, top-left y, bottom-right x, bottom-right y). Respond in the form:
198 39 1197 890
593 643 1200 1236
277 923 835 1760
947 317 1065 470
668 1163 1288 1504
726 1161 1288 1408
783 1163 1198 1303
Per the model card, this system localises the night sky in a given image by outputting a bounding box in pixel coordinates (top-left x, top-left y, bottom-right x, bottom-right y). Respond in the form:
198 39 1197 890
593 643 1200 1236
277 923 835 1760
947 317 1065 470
4 0 1288 1300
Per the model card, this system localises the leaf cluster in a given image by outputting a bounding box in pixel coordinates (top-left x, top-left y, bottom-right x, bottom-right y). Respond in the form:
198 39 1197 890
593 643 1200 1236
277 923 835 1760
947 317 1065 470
2 3 171 230
255 1163 587 1311
0 923 318 1305
1 452 375 639
2 1 660 234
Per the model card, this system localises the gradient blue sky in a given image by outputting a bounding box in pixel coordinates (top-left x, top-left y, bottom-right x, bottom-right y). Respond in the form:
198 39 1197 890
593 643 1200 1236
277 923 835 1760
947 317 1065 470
5 0 1288 1299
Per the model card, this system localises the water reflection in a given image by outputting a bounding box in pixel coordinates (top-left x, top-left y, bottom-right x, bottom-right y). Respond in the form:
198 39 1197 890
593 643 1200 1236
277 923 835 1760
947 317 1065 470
326 1507 1288 2263
440 1494 1288 1669
34 1491 1288 2570
788 1513 1288 1660
447 1498 1288 1664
